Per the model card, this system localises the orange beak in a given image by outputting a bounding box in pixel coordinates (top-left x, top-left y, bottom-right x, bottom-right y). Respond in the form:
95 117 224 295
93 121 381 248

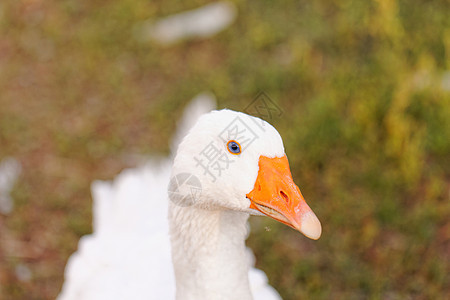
247 155 322 240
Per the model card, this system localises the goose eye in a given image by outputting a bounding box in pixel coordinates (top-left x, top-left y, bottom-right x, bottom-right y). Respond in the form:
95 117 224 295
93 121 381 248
227 140 241 155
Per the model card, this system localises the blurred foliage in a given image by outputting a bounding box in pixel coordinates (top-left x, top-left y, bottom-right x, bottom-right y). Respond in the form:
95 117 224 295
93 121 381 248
0 0 449 299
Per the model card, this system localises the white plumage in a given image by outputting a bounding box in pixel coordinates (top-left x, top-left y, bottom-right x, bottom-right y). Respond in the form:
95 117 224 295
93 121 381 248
58 94 285 300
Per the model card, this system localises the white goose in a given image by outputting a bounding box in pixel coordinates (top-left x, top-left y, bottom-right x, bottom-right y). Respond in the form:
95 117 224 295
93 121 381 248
58 98 321 300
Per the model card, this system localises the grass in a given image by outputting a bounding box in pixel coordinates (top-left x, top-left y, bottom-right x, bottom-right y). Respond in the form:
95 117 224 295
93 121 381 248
0 0 449 299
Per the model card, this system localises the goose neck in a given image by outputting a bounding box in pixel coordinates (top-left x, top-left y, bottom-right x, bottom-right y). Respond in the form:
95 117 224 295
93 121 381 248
169 204 252 300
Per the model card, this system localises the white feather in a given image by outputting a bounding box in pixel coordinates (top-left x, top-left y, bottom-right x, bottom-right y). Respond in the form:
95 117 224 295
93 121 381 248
58 93 282 300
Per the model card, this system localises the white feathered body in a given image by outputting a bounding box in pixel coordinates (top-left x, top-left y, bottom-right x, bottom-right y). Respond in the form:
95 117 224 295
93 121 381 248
58 95 281 300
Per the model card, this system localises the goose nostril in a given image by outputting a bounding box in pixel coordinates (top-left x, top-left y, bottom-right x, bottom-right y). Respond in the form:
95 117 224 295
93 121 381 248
279 190 289 203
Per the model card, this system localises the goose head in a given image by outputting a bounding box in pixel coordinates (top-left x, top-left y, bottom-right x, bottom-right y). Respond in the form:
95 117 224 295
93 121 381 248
169 109 321 240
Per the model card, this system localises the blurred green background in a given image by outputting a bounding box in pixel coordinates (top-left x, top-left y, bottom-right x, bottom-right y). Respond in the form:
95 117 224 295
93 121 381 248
1 0 449 299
